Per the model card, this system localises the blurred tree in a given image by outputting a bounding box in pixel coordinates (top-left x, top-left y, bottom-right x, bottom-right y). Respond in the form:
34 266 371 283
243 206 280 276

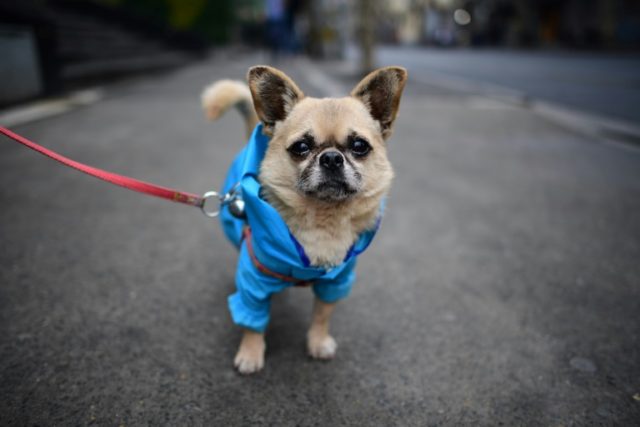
356 0 377 74
94 0 234 44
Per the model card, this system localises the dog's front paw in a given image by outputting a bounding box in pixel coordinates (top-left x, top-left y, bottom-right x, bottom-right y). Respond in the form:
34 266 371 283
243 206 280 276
307 332 337 360
234 346 265 374
234 332 265 374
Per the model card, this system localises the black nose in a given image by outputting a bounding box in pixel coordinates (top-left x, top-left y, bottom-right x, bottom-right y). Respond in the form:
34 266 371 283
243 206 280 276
320 151 344 171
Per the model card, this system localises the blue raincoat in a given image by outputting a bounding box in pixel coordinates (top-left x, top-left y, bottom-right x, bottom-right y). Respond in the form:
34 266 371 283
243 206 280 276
220 124 381 332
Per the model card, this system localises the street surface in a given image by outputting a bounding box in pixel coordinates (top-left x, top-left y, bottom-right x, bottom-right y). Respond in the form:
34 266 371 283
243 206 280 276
1 51 640 425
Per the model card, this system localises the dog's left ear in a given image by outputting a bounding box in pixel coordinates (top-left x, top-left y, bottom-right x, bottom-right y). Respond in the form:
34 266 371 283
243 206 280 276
247 66 304 135
351 67 407 139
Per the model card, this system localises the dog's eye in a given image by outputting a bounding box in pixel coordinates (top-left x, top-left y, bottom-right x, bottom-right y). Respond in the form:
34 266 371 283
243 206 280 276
288 140 312 157
349 138 371 157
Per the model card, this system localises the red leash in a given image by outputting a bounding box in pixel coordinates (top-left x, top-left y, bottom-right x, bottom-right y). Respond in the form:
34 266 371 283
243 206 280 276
0 126 209 209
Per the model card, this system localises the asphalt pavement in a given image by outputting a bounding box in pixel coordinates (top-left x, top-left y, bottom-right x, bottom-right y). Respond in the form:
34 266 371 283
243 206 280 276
1 50 640 426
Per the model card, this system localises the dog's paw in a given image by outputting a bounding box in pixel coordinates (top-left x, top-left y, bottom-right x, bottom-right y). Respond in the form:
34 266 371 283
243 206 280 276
307 333 337 360
234 349 265 374
234 341 265 374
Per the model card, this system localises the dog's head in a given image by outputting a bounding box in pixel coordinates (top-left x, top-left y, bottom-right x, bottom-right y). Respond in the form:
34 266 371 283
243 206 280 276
249 66 407 205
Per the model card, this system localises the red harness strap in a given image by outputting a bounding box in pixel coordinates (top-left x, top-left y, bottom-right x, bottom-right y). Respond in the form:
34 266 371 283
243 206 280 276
0 126 204 207
242 227 312 287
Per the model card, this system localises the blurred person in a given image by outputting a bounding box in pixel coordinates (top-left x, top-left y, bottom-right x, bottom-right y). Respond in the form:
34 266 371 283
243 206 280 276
285 0 304 55
265 0 288 60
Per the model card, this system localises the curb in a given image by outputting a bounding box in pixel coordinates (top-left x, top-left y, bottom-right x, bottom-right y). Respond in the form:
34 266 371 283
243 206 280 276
530 100 640 149
0 88 104 128
411 70 640 150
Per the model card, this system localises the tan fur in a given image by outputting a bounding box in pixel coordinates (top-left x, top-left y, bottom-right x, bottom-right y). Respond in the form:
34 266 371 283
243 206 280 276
233 330 265 374
202 66 407 374
351 67 407 139
259 96 394 266
201 79 259 137
307 298 337 359
247 67 304 136
251 65 406 266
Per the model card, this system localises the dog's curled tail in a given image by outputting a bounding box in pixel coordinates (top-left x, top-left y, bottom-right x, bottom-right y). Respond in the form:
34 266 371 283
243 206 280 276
201 80 259 138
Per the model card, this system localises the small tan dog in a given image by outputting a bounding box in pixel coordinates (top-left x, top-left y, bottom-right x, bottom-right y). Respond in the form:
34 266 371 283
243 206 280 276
202 65 407 373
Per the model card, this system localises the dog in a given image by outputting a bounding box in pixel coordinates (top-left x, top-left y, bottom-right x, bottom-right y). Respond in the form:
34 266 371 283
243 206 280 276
202 65 407 374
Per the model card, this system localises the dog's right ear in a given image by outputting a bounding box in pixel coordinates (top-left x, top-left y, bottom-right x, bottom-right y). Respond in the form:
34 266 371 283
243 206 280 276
247 66 304 135
351 66 407 139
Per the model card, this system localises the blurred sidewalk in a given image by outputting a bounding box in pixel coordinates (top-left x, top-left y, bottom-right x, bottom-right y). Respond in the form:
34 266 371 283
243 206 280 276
1 51 640 426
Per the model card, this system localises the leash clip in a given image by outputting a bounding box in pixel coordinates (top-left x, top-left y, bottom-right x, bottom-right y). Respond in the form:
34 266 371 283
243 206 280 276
200 191 222 217
200 183 246 219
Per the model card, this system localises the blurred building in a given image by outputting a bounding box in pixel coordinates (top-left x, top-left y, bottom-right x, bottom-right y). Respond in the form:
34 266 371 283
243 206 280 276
0 0 233 105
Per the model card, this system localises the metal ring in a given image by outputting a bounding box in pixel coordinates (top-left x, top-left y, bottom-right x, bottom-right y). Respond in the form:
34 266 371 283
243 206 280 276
200 191 221 218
